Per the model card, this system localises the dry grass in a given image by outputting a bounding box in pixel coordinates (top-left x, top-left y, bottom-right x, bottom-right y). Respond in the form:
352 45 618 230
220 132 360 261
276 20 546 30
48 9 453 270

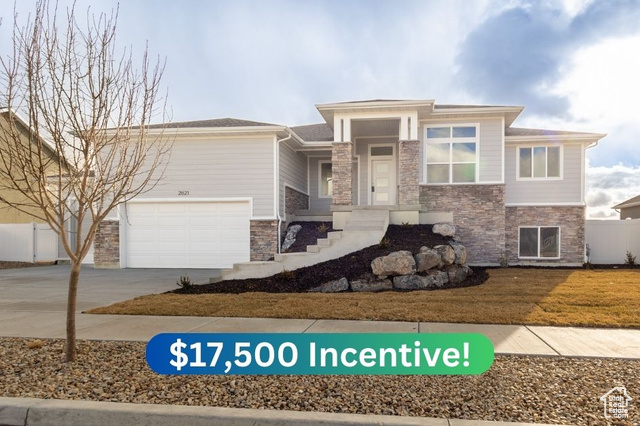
87 268 640 328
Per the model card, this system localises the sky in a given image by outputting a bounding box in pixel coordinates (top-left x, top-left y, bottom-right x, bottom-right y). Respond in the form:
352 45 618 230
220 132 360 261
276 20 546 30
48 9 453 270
1 0 639 219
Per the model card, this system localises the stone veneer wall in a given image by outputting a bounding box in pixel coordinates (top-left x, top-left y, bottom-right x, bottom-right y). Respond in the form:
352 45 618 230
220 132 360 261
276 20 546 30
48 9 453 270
420 185 506 264
250 220 278 261
94 220 120 269
505 206 585 264
398 140 420 205
285 186 309 218
331 142 352 206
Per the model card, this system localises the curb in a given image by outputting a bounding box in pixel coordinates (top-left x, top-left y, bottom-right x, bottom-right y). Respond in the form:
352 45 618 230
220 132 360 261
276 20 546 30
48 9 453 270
0 397 564 426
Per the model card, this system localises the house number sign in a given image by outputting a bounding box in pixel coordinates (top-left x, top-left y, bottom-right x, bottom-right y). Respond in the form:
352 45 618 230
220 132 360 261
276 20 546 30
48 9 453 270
178 191 190 196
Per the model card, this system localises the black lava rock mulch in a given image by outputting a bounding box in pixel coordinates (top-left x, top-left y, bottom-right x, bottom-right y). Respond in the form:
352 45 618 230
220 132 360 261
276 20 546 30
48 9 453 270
172 225 488 294
284 221 335 253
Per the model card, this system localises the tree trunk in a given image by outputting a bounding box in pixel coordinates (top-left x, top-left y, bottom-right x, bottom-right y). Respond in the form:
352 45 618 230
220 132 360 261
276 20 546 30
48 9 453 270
65 261 82 362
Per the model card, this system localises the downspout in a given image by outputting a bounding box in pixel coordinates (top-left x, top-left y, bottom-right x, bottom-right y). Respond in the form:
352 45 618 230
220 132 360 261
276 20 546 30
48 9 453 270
276 130 293 254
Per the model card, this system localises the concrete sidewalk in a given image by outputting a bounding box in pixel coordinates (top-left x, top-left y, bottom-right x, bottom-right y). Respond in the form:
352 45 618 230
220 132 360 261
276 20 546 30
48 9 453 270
2 311 639 359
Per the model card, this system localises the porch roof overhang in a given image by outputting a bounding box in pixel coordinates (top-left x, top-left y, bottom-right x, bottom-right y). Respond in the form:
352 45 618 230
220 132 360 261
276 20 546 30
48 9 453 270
315 99 435 129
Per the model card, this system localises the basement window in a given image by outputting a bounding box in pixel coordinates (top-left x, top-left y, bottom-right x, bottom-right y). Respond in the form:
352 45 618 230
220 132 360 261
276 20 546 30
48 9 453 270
519 226 560 259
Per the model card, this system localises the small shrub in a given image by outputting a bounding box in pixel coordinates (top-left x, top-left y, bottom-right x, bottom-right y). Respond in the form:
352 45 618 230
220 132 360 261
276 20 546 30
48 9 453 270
176 275 192 290
625 251 637 265
401 221 412 228
583 261 592 270
26 339 45 349
316 222 329 233
378 237 391 249
498 253 509 268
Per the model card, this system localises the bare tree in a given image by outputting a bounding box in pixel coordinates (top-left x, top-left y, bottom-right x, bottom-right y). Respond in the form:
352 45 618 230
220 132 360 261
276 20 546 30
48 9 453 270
0 0 171 362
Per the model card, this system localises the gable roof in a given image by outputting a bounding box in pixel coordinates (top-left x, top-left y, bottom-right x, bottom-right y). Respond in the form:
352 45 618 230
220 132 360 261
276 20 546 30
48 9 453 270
613 194 640 210
290 123 333 141
145 117 280 129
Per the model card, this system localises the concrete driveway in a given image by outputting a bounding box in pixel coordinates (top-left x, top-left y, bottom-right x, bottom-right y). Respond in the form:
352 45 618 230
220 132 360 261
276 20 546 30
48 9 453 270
0 264 220 313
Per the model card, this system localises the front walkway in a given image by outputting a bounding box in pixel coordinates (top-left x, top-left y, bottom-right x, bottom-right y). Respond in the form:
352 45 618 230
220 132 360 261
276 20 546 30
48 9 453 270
1 311 638 359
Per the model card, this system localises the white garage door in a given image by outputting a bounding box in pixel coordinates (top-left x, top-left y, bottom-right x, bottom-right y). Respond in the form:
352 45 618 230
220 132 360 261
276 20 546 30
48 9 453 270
125 201 250 268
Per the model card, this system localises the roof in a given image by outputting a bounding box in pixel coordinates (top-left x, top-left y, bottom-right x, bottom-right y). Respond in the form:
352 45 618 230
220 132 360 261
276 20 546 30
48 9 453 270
613 194 640 210
434 104 515 109
145 117 280 129
505 127 597 137
290 123 333 141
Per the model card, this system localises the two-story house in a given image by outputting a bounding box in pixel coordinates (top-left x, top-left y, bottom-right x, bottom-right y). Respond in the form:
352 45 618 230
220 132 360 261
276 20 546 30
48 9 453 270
93 99 605 272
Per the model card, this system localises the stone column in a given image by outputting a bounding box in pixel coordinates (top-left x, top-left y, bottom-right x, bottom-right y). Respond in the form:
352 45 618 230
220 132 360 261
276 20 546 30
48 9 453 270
94 220 120 269
398 139 420 205
331 142 353 206
250 220 278 261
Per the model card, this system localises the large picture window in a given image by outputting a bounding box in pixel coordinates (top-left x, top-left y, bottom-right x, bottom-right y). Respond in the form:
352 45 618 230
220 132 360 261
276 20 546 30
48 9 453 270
425 125 478 184
519 226 560 258
319 161 333 197
518 146 560 179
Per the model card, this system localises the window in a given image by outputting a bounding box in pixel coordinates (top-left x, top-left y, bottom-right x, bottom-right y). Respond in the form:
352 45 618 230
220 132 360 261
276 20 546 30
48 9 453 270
319 161 332 197
518 146 560 179
425 125 477 184
519 226 560 258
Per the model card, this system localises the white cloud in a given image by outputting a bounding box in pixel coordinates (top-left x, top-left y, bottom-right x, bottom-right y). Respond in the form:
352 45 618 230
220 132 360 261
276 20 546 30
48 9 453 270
586 161 640 219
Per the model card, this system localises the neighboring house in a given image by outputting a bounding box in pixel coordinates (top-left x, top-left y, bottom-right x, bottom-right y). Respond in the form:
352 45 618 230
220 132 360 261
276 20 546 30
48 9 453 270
613 195 640 219
93 99 605 270
0 109 92 263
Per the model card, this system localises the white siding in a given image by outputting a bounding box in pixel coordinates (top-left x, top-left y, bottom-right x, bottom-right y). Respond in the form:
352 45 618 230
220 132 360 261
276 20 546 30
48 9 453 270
308 156 332 213
137 136 275 218
279 143 308 218
420 118 503 183
505 143 583 204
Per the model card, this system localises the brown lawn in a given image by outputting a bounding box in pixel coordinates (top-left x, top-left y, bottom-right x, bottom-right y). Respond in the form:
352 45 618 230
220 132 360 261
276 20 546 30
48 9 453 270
87 268 640 328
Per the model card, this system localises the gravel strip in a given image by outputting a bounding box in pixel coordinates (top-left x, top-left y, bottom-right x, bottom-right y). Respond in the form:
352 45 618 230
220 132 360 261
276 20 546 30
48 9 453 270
1 338 638 425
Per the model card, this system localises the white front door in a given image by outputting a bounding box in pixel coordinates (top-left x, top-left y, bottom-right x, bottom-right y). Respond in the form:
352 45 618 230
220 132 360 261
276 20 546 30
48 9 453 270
371 159 395 205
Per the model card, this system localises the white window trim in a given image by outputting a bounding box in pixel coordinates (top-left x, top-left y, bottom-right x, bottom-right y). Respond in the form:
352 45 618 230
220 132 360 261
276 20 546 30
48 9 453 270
367 143 396 206
318 160 332 199
517 226 561 260
422 123 479 185
516 145 563 181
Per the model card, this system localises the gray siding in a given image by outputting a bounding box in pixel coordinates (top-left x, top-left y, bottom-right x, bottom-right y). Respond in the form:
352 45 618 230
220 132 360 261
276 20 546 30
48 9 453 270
137 136 275 218
308 156 332 213
279 143 308 219
420 118 503 183
505 143 583 204
478 118 502 182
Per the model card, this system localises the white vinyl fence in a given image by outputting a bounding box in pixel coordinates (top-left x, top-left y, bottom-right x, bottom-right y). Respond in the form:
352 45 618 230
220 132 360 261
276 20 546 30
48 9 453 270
0 223 58 262
585 219 640 264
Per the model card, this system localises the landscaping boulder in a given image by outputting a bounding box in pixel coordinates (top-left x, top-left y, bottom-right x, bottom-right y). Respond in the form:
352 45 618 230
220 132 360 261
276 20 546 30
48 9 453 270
446 265 472 284
350 279 393 292
425 269 449 288
393 274 434 290
433 222 456 237
434 245 455 266
281 224 302 251
371 251 416 277
308 277 349 293
415 247 442 271
449 242 467 265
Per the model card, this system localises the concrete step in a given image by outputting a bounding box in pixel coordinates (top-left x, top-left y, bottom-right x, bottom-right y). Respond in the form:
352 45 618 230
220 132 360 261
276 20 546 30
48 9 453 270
274 252 311 262
327 231 342 240
218 261 284 281
345 220 385 229
306 245 320 253
343 225 384 231
317 238 331 248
